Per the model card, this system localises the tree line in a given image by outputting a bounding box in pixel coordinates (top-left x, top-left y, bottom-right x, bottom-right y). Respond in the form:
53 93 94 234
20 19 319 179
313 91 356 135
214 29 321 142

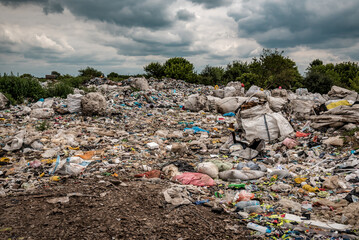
143 49 359 94
1 48 359 104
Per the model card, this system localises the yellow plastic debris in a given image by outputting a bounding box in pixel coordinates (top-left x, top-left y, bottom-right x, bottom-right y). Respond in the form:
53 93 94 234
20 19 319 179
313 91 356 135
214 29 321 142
326 100 351 110
302 184 319 192
68 146 80 150
294 177 307 184
50 176 60 181
0 157 10 163
41 159 56 164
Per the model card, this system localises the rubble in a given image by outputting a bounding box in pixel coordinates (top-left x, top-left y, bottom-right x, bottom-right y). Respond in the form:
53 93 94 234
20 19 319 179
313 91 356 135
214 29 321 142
1 79 359 239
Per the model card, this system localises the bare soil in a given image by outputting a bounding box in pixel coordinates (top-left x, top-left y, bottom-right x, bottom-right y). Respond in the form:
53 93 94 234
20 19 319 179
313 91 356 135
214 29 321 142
0 177 251 240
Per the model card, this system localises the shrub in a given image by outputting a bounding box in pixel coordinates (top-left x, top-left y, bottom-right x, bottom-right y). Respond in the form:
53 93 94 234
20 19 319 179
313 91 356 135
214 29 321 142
45 82 74 98
36 120 50 131
78 67 103 78
0 74 45 103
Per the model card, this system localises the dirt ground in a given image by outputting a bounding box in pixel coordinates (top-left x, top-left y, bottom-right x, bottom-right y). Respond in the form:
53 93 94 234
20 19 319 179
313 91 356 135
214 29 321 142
0 176 251 240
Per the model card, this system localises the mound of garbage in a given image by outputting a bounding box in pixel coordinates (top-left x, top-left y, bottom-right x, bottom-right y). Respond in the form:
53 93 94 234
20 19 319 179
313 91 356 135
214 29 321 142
1 78 359 238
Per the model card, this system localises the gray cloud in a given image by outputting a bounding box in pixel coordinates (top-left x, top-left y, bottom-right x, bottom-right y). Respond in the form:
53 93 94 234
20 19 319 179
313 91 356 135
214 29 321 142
0 0 63 14
43 1 64 14
62 0 175 29
0 0 175 29
176 9 195 21
107 36 206 57
1 0 358 77
189 0 232 9
229 0 359 48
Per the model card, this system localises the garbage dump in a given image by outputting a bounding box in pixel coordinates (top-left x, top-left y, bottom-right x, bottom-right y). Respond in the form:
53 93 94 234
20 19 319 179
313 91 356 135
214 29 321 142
1 79 359 239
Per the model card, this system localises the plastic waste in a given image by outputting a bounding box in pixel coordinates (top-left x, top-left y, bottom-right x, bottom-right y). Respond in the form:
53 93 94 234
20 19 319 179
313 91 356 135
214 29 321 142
219 170 265 182
282 138 297 149
197 162 219 179
246 222 271 234
236 200 260 210
223 112 235 117
172 172 216 186
147 142 159 149
296 131 311 138
184 126 209 134
234 190 254 202
134 170 161 178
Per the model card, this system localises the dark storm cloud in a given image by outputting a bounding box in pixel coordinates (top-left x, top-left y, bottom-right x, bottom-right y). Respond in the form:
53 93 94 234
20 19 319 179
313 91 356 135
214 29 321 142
0 0 63 14
0 0 48 6
43 1 64 14
189 0 232 9
62 0 175 29
107 38 206 57
229 0 359 48
176 9 195 21
0 0 175 29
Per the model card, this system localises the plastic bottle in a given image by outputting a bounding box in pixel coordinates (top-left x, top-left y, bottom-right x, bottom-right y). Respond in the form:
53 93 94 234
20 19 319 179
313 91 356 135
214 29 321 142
243 205 263 213
246 222 271 234
236 200 260 210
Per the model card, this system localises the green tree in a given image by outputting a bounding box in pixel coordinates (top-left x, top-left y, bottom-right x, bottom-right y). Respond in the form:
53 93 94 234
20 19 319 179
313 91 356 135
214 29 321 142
256 49 303 89
163 57 197 83
107 72 120 79
303 71 333 94
20 73 33 79
144 62 165 78
223 61 249 83
349 74 359 92
333 62 359 88
238 73 261 90
199 65 224 85
309 59 323 68
78 67 103 78
51 71 61 78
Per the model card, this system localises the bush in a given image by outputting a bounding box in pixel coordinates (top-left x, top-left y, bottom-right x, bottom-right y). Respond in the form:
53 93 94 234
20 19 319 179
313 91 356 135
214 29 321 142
45 82 74 98
78 67 103 78
0 74 46 104
107 72 132 82
36 120 50 131
60 76 87 88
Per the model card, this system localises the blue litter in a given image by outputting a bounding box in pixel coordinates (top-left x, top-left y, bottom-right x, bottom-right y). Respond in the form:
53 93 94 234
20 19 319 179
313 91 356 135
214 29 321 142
223 112 235 117
195 199 209 205
184 126 209 134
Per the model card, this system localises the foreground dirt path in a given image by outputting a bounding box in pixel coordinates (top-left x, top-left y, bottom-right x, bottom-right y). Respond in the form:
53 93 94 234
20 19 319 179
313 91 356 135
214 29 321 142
0 178 250 240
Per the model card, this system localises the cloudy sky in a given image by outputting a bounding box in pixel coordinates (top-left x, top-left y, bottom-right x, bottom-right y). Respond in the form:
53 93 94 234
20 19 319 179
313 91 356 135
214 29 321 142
0 0 358 77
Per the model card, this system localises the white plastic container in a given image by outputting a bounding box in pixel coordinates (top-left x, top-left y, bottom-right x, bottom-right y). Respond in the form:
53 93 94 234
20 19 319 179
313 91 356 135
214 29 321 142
246 222 271 234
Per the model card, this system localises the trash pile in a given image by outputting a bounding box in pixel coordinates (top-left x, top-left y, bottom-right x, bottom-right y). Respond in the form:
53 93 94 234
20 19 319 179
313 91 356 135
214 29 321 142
1 78 359 239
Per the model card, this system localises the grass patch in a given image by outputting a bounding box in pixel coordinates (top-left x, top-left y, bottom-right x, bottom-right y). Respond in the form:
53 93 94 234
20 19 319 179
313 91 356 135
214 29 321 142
36 120 50 131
